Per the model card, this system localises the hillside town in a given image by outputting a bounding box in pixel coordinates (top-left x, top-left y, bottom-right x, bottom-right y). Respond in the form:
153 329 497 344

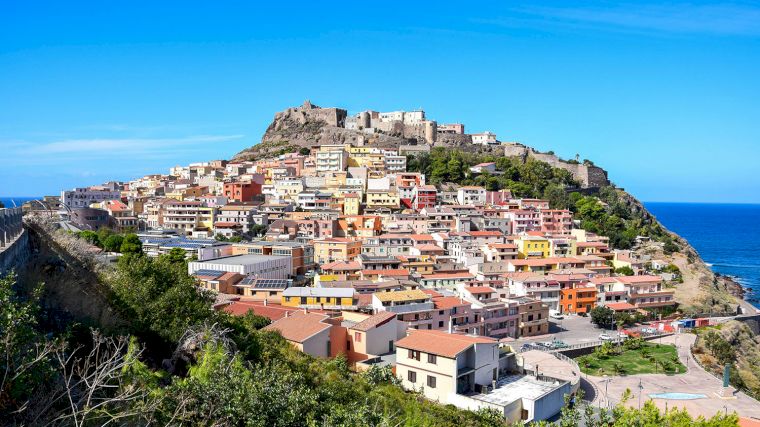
15 109 700 423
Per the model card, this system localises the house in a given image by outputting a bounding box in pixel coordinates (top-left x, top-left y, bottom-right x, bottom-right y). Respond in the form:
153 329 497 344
419 271 475 290
412 185 437 210
223 180 262 202
511 297 549 337
281 287 358 310
233 277 291 300
559 283 597 314
456 186 486 206
395 330 502 404
264 311 344 358
372 289 435 330
316 144 349 173
471 131 497 145
193 270 244 294
515 235 551 259
615 275 676 309
469 162 496 174
313 237 362 264
343 311 406 365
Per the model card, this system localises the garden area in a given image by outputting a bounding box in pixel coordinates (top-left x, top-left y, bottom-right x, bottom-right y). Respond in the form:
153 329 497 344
577 338 686 376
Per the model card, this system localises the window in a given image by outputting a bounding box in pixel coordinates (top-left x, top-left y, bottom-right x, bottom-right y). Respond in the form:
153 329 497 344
427 375 436 388
408 370 417 383
354 332 362 342
427 354 437 364
408 350 421 361
438 321 444 328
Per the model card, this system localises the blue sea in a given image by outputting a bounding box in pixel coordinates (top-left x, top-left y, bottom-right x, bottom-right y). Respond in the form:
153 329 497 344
0 196 40 208
645 203 760 308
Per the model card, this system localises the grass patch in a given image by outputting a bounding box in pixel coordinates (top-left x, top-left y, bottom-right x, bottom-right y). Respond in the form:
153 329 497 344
577 342 686 376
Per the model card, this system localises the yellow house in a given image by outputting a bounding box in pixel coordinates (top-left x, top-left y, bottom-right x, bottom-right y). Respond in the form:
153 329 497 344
365 190 400 209
197 207 216 230
515 236 551 259
340 193 361 215
313 237 362 264
348 147 384 168
281 287 357 309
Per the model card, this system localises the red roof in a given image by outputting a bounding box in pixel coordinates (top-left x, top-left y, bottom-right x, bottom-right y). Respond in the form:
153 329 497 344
223 301 298 321
469 230 502 237
606 302 636 311
264 311 332 343
433 296 470 309
350 311 396 332
421 288 443 298
464 286 495 294
321 261 361 271
396 329 496 358
361 269 410 277
616 275 663 284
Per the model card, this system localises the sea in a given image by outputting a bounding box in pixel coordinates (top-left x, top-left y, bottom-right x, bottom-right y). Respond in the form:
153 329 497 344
0 196 40 208
645 202 760 308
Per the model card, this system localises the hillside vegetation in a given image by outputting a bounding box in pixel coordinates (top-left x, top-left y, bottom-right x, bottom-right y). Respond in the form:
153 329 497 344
0 215 740 426
693 321 760 402
407 148 676 250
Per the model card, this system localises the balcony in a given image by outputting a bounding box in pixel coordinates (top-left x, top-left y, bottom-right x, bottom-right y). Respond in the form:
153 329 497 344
386 302 435 314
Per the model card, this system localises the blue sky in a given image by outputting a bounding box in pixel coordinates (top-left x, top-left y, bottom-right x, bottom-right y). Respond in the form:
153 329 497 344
1 1 759 203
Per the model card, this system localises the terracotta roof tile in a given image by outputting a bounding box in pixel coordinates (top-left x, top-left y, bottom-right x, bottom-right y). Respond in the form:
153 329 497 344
264 311 332 343
396 329 496 358
350 311 396 332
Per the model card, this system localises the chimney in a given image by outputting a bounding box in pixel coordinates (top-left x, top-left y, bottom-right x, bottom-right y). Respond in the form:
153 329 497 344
448 315 453 334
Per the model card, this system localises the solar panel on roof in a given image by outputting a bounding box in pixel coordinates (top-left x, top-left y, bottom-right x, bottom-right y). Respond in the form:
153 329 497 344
194 269 226 278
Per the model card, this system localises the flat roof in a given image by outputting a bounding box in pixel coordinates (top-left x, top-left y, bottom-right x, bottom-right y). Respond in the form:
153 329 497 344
194 254 290 265
283 287 355 298
472 375 566 407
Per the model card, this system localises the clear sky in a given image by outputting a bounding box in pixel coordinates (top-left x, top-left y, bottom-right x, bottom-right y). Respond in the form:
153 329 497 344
2 1 759 203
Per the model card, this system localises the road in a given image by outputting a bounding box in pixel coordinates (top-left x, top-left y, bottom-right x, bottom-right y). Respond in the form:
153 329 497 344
508 315 609 350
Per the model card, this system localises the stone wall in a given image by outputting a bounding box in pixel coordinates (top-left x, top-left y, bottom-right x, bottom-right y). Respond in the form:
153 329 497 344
502 143 610 189
0 207 29 274
275 100 348 128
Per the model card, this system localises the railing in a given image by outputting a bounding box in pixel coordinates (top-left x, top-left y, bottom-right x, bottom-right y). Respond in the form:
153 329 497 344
386 302 434 314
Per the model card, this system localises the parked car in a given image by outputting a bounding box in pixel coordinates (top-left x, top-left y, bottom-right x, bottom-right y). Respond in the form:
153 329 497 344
599 333 613 341
550 312 564 320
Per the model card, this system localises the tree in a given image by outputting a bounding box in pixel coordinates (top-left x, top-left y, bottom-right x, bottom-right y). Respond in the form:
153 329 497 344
250 224 268 237
162 248 187 264
615 266 635 276
298 147 310 155
110 255 216 347
78 230 101 246
590 306 615 329
103 234 124 252
0 273 57 416
120 233 143 255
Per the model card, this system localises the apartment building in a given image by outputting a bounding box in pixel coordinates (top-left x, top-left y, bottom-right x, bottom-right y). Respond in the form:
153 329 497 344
313 237 362 264
61 186 122 209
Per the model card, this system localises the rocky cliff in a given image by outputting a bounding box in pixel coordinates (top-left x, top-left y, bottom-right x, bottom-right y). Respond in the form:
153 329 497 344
233 101 420 161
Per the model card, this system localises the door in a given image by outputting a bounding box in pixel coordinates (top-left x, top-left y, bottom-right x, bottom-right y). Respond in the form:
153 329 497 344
388 340 394 353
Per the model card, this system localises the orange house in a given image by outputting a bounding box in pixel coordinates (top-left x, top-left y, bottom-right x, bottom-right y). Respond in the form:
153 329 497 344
560 284 597 314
